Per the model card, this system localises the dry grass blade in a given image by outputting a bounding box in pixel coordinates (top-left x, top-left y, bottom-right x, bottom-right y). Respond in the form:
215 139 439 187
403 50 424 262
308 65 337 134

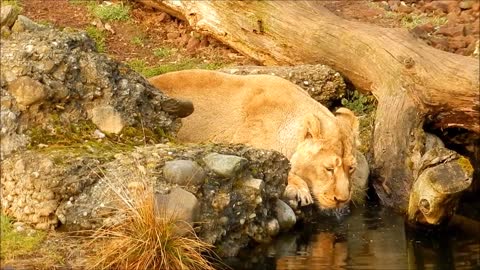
82 174 219 270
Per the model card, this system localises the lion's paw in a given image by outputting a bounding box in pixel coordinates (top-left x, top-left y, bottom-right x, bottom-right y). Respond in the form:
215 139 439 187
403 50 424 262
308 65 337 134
284 184 313 206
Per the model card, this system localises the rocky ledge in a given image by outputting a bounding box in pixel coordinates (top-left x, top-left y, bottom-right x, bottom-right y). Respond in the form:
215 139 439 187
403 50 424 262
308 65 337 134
1 143 295 257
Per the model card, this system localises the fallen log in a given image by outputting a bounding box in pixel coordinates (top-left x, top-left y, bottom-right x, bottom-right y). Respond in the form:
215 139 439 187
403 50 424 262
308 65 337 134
138 0 479 212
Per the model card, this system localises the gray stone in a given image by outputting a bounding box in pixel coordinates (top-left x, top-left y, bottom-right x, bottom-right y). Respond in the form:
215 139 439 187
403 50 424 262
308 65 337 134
11 15 45 32
203 152 247 177
351 151 370 204
220 64 346 108
266 218 280 236
163 159 206 185
8 76 47 107
274 199 296 231
91 105 125 134
155 187 199 235
240 177 264 191
0 5 18 28
1 25 11 38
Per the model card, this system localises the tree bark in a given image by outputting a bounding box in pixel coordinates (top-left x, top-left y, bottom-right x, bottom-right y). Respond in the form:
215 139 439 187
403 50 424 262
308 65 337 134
139 0 479 210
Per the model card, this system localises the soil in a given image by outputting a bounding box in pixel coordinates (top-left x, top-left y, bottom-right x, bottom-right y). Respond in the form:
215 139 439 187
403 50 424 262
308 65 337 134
2 0 478 269
20 0 256 70
19 0 479 71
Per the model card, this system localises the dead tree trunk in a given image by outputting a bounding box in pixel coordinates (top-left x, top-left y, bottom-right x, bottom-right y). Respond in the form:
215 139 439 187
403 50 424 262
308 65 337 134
140 0 479 211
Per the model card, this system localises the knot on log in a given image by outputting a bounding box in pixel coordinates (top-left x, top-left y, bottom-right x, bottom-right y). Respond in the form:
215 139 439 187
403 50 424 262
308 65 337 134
403 56 415 69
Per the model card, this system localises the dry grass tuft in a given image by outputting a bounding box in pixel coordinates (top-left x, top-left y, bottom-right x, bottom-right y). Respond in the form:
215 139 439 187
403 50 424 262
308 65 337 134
83 179 218 270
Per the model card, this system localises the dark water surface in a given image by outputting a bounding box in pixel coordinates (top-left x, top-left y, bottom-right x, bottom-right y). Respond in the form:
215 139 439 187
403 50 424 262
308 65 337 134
226 202 480 270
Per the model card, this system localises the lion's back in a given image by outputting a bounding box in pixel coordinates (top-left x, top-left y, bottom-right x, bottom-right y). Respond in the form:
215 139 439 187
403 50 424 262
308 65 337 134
149 70 327 149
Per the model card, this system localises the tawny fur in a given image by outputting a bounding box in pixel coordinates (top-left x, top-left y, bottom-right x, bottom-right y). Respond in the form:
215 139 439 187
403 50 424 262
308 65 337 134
149 70 359 209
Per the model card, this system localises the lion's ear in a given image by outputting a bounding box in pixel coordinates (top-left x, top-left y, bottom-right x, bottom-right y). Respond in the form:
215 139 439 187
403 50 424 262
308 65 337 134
335 107 360 145
335 108 358 130
301 113 331 140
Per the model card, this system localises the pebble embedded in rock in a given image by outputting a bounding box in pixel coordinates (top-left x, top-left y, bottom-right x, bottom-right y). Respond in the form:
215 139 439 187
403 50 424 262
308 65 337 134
203 152 247 177
274 199 296 231
91 105 125 134
163 159 206 185
240 176 265 191
154 187 199 234
11 15 45 33
266 218 280 237
8 76 47 107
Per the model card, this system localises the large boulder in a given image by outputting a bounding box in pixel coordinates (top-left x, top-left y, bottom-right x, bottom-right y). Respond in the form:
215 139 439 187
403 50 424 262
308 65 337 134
0 11 183 160
220 64 347 108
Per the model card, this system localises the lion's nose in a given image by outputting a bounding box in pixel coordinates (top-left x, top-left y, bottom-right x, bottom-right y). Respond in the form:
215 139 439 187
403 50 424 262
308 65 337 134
333 196 348 203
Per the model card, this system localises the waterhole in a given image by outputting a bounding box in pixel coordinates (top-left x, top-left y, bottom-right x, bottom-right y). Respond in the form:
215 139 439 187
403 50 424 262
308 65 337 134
226 202 480 269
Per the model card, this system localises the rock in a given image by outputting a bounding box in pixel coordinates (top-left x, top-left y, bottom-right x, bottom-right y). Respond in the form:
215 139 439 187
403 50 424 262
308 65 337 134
203 152 247 178
166 32 180 40
240 177 264 191
93 129 106 139
155 187 199 234
266 218 280 236
411 23 434 38
398 3 414 14
11 15 45 32
91 105 125 134
163 159 206 185
351 151 370 204
0 5 18 28
448 36 469 49
8 76 47 107
220 65 346 108
274 199 296 231
1 25 10 38
157 12 170 22
211 192 231 211
0 17 183 159
186 36 201 52
437 25 465 37
459 0 475 10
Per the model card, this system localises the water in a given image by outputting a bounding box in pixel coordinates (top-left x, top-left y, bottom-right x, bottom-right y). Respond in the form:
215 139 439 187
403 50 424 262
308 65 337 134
226 202 480 270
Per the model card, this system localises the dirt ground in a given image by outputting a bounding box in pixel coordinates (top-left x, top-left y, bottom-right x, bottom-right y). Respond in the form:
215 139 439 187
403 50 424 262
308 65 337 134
2 0 478 269
20 0 479 69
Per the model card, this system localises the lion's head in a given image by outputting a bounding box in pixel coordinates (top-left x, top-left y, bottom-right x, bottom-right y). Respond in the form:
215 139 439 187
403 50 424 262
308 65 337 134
289 108 359 209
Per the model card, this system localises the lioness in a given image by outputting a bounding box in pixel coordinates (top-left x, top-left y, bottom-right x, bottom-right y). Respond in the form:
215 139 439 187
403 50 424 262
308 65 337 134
149 70 359 209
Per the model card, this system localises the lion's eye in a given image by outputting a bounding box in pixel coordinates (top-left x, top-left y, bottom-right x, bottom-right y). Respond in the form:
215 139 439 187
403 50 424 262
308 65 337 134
349 167 356 174
326 167 334 173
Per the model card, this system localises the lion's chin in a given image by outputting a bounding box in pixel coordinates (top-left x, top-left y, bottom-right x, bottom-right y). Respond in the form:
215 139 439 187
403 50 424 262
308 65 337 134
318 204 351 219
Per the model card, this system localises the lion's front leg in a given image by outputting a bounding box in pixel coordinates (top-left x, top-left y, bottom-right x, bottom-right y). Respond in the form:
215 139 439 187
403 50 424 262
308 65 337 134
284 172 313 206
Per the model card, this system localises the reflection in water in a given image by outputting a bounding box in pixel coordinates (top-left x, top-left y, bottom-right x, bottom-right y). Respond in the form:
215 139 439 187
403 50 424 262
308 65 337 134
226 202 480 270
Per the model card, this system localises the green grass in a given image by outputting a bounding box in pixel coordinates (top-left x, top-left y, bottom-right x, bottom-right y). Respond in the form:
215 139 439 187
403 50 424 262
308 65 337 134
0 214 46 260
1 0 22 13
401 14 448 29
89 2 130 22
341 90 376 116
85 26 106 53
153 47 176 58
131 35 145 47
1 0 20 8
127 58 224 78
68 0 88 5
